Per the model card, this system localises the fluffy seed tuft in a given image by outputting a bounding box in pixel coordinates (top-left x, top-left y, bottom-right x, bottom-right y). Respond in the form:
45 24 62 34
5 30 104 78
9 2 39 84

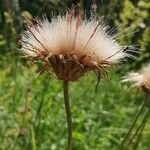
122 64 150 90
20 9 133 81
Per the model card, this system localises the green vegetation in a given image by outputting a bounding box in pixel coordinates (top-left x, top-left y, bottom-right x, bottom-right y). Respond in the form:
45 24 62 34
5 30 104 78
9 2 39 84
0 0 149 149
1 54 150 150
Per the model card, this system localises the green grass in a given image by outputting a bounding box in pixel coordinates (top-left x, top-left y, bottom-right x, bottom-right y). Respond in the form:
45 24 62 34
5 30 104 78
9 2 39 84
0 53 150 150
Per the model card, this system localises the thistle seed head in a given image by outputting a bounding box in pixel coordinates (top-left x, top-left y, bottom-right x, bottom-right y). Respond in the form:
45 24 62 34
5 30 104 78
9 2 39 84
20 8 132 82
122 64 150 90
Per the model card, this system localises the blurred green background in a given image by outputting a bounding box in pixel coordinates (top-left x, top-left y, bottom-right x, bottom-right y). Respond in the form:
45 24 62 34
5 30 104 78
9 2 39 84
0 0 150 149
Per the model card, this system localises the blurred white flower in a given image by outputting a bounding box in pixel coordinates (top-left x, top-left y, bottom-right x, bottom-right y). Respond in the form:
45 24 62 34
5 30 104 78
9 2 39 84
122 64 150 90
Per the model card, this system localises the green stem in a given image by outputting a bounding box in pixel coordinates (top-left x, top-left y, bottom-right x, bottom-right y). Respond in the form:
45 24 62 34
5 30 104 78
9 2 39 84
63 81 72 150
132 108 150 150
120 101 145 150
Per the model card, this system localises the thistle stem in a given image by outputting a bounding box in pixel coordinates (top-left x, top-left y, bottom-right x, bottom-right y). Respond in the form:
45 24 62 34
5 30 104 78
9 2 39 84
120 100 145 149
133 108 150 150
63 81 72 150
129 108 149 143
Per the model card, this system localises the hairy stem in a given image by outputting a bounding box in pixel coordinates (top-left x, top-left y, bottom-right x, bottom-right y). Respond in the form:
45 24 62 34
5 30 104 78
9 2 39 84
63 81 72 150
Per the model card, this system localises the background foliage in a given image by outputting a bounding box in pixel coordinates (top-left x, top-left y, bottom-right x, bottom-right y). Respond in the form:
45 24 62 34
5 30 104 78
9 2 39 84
0 0 149 149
